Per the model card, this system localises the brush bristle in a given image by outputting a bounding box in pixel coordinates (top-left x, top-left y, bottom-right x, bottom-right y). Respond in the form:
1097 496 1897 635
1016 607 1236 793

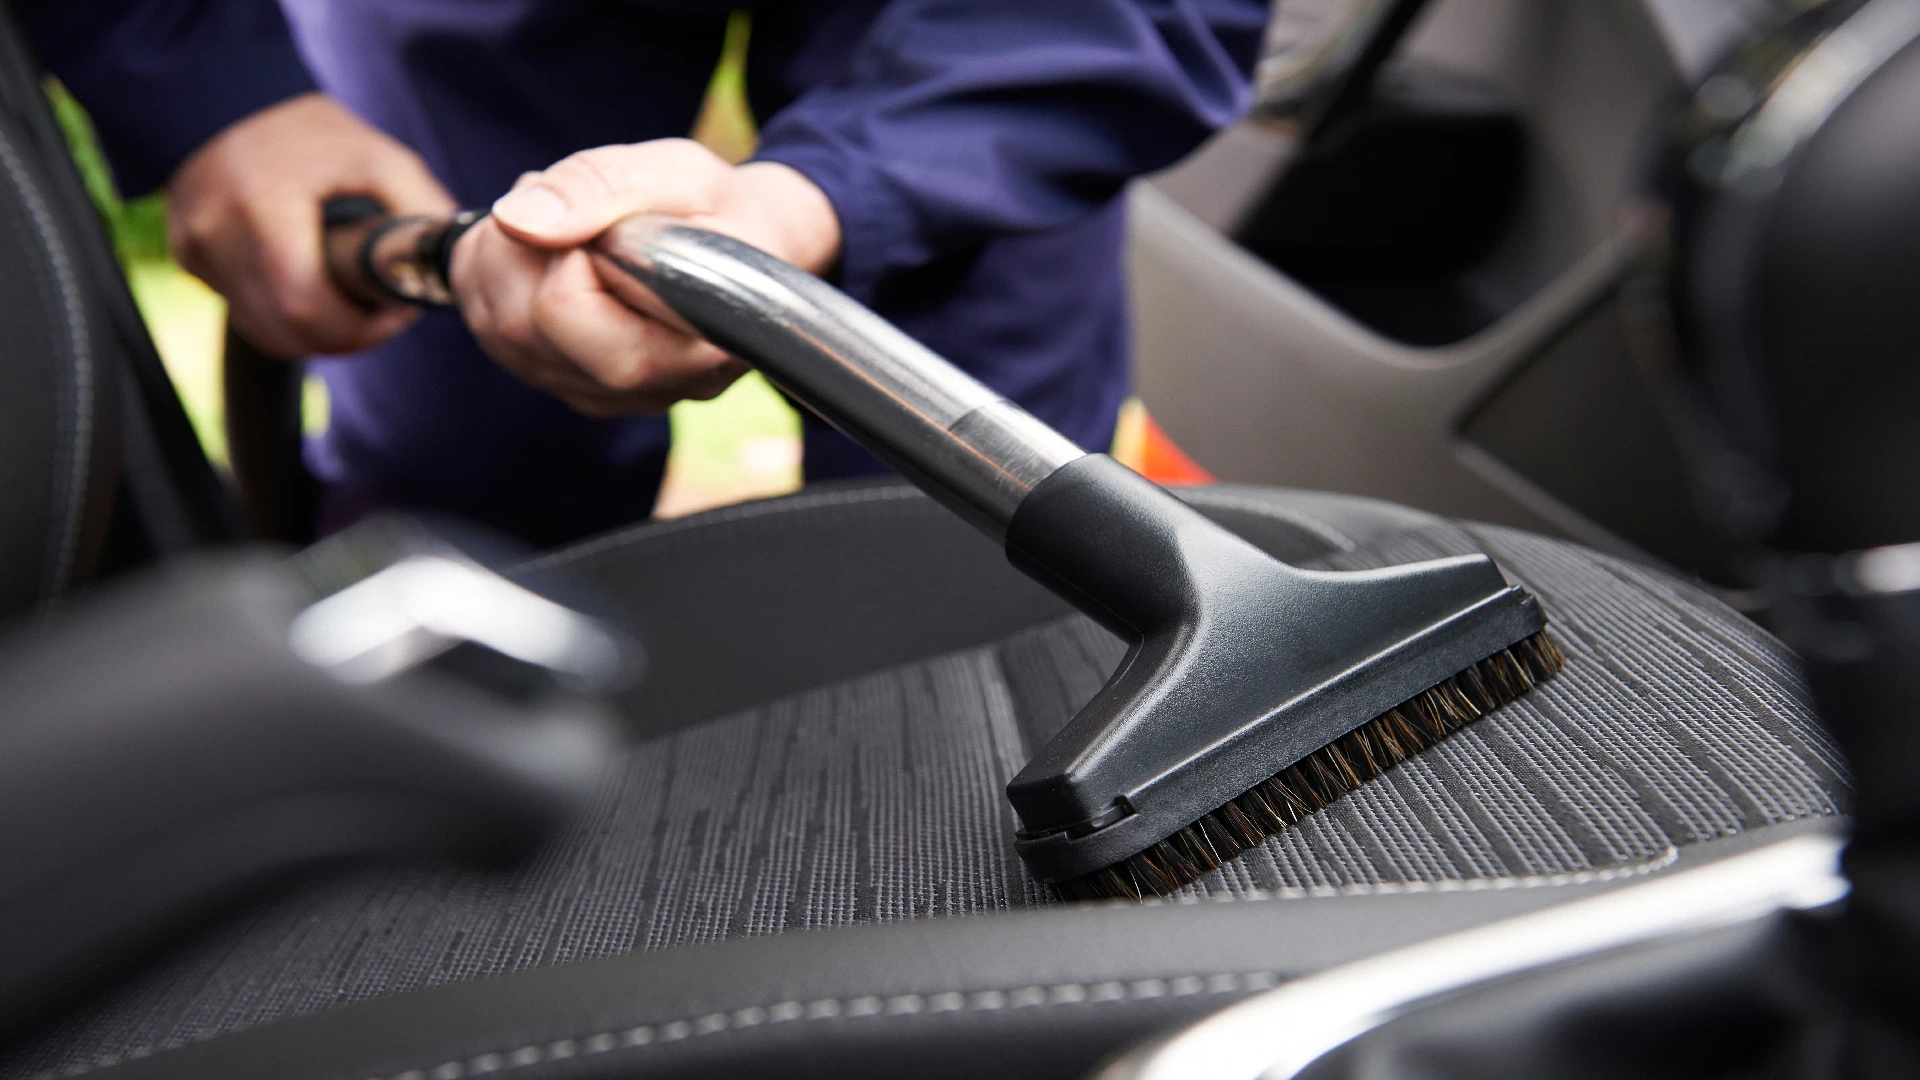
1057 629 1568 901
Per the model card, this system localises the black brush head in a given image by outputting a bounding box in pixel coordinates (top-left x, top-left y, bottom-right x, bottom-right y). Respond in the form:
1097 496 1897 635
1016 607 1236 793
1005 457 1564 892
1055 629 1567 901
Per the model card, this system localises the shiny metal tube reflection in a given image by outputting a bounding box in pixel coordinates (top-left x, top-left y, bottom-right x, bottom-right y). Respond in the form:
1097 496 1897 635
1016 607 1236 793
591 216 1085 539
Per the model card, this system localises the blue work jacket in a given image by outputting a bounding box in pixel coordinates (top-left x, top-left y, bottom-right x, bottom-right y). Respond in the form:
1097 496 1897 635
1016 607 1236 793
28 0 1266 546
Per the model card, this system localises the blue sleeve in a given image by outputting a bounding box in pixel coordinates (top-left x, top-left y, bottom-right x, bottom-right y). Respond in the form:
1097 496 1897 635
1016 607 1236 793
751 0 1268 305
17 0 317 195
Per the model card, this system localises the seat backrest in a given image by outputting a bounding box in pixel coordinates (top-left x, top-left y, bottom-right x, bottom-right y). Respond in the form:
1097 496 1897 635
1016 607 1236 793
0 23 118 616
0 7 248 620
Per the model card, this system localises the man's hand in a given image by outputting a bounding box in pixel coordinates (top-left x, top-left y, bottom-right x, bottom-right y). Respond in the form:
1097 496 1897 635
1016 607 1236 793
168 92 456 358
451 138 841 417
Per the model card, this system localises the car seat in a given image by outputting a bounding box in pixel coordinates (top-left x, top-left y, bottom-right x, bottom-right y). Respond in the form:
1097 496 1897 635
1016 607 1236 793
0 4 1851 1080
0 3 246 620
1 481 1846 1080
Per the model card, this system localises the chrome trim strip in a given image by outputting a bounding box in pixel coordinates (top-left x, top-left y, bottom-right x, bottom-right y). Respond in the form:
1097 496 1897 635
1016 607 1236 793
290 553 629 690
1849 540 1920 593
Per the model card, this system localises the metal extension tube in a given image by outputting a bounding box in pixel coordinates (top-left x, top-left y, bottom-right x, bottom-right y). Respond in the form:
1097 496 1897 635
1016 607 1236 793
591 216 1086 541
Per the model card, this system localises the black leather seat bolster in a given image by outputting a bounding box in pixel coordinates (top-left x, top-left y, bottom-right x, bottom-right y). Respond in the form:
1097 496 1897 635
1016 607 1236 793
530 481 1430 742
92 819 1838 1080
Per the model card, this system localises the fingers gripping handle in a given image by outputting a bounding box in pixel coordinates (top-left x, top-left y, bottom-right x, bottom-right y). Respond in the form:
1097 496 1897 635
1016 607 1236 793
319 202 1086 538
589 216 1085 539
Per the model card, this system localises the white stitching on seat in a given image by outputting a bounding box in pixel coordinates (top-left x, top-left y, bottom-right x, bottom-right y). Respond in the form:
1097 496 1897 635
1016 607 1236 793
32 846 1696 1079
34 972 1279 1080
350 971 1280 1080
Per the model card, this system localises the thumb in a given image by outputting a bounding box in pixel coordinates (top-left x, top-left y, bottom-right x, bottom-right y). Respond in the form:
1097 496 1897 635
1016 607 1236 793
490 140 731 248
492 183 579 244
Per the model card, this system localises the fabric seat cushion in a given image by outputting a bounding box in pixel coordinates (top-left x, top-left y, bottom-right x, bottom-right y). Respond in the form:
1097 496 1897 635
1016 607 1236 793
1 485 1848 1079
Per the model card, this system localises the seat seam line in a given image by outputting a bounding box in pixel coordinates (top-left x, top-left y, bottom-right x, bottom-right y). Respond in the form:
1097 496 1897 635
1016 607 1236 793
0 126 90 607
36 971 1282 1080
521 487 926 571
526 485 1365 575
37 847 1701 1079
364 970 1278 1080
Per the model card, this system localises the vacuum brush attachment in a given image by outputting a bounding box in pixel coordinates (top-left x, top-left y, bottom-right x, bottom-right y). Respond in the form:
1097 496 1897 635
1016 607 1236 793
1004 455 1563 897
576 216 1563 898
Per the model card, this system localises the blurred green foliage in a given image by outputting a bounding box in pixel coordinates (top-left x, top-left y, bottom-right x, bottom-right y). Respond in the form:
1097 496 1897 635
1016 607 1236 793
694 11 758 163
45 78 170 264
46 80 235 463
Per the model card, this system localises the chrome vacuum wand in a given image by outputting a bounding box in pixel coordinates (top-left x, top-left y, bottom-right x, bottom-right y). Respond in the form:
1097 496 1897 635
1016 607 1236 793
589 217 1086 541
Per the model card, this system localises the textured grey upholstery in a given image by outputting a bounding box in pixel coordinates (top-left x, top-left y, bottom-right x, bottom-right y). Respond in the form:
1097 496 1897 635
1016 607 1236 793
1 485 1848 1079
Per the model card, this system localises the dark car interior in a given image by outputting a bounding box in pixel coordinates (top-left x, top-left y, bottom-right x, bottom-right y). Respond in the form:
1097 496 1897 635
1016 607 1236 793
0 1 1914 1078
